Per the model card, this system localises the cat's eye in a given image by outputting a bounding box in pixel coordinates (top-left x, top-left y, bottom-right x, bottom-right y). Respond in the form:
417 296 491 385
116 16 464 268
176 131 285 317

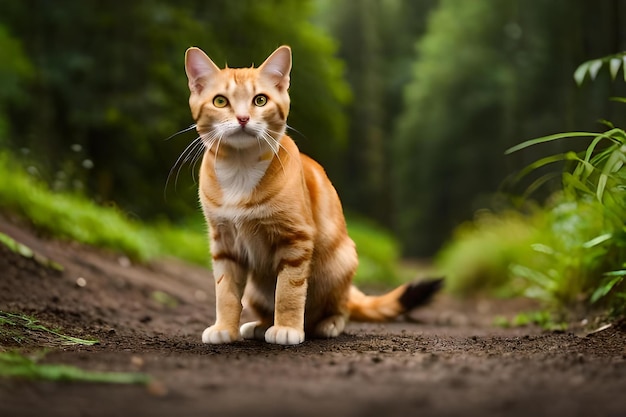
253 94 268 107
213 95 228 108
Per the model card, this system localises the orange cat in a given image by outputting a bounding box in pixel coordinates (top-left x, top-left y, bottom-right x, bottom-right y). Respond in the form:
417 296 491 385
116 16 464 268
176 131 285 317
184 45 442 345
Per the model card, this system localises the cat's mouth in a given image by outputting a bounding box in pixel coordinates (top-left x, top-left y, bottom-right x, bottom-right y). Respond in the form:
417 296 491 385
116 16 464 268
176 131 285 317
234 124 263 139
239 125 253 135
220 128 261 149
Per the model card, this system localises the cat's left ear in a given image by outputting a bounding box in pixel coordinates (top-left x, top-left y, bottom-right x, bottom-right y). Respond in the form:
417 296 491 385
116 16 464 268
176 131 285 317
259 46 291 91
185 47 221 95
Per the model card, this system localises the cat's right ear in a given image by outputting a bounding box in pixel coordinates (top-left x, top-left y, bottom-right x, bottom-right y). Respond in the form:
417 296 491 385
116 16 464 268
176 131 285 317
185 47 221 95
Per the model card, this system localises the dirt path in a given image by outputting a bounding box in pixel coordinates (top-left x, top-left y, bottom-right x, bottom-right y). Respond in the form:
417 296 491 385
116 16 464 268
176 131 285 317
1 215 625 417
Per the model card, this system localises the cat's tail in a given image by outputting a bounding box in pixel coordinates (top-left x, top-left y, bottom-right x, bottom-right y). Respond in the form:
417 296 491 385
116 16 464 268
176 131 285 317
347 278 444 322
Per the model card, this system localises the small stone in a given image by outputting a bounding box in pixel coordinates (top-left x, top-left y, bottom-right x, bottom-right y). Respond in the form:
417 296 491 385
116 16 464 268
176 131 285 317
131 356 144 368
147 380 168 397
118 256 131 267
76 277 87 287
194 289 208 302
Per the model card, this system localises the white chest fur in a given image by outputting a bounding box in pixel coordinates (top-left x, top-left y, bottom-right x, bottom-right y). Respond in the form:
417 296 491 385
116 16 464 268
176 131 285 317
214 149 272 205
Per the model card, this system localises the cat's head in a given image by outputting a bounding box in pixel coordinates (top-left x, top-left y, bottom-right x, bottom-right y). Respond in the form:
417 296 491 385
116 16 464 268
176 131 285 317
184 46 291 151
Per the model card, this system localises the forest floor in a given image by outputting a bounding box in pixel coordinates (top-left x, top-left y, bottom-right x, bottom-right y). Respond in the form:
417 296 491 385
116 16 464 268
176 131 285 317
1 214 625 417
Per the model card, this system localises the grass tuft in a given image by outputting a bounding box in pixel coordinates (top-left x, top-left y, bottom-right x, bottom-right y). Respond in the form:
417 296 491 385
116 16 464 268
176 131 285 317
0 232 64 271
0 351 150 384
0 311 98 346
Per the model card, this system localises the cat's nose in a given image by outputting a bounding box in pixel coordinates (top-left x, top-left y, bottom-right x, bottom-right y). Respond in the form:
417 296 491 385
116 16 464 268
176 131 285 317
237 115 250 126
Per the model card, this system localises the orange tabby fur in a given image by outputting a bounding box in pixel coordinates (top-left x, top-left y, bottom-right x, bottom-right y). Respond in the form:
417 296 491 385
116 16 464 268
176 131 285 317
184 45 441 345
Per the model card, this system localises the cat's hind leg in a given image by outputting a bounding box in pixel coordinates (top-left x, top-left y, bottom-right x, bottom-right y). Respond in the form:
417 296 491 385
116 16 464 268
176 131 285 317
240 321 271 340
240 287 274 341
312 314 347 338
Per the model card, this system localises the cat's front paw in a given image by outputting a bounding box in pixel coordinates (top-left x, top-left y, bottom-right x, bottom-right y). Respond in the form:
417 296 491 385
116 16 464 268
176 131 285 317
202 325 240 344
264 325 305 345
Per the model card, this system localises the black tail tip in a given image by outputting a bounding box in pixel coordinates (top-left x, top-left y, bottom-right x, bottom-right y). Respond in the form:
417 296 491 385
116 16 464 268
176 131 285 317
399 277 444 312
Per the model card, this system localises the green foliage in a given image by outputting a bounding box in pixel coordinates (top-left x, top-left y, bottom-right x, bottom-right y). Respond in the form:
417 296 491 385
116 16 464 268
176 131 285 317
0 232 64 271
0 153 156 261
0 351 149 384
0 232 34 258
509 198 617 305
436 210 539 296
0 311 98 346
0 152 209 265
347 215 403 287
439 83 626 313
505 119 626 310
493 311 567 331
574 52 626 86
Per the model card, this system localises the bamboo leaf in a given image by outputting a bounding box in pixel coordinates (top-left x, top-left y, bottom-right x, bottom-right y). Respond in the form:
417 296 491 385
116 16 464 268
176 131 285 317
598 119 615 129
505 132 601 154
588 60 603 80
509 154 569 184
597 174 608 201
590 275 624 303
597 148 626 201
610 58 622 80
511 264 556 291
573 135 605 179
522 172 562 199
583 233 612 248
562 172 594 195
574 61 590 85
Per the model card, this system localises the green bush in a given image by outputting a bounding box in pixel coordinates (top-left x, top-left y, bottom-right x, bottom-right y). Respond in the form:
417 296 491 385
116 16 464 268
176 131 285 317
437 54 626 315
347 215 403 286
0 152 208 264
436 210 540 297
438 117 625 313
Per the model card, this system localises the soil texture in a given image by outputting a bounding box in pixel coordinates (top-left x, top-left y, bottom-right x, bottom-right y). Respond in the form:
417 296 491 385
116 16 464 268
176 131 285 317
1 214 625 417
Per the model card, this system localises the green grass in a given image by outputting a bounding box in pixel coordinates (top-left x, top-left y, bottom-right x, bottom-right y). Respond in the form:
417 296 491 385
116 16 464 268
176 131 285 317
0 312 149 384
347 215 405 287
0 152 209 265
435 210 540 297
0 351 150 384
0 311 98 346
493 311 567 331
0 231 64 271
0 152 404 284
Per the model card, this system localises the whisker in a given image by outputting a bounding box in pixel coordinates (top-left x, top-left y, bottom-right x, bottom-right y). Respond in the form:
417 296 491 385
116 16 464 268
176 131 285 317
260 132 287 177
285 124 307 141
213 134 224 174
176 139 205 187
164 124 197 141
189 141 207 184
164 136 204 198
265 129 296 162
